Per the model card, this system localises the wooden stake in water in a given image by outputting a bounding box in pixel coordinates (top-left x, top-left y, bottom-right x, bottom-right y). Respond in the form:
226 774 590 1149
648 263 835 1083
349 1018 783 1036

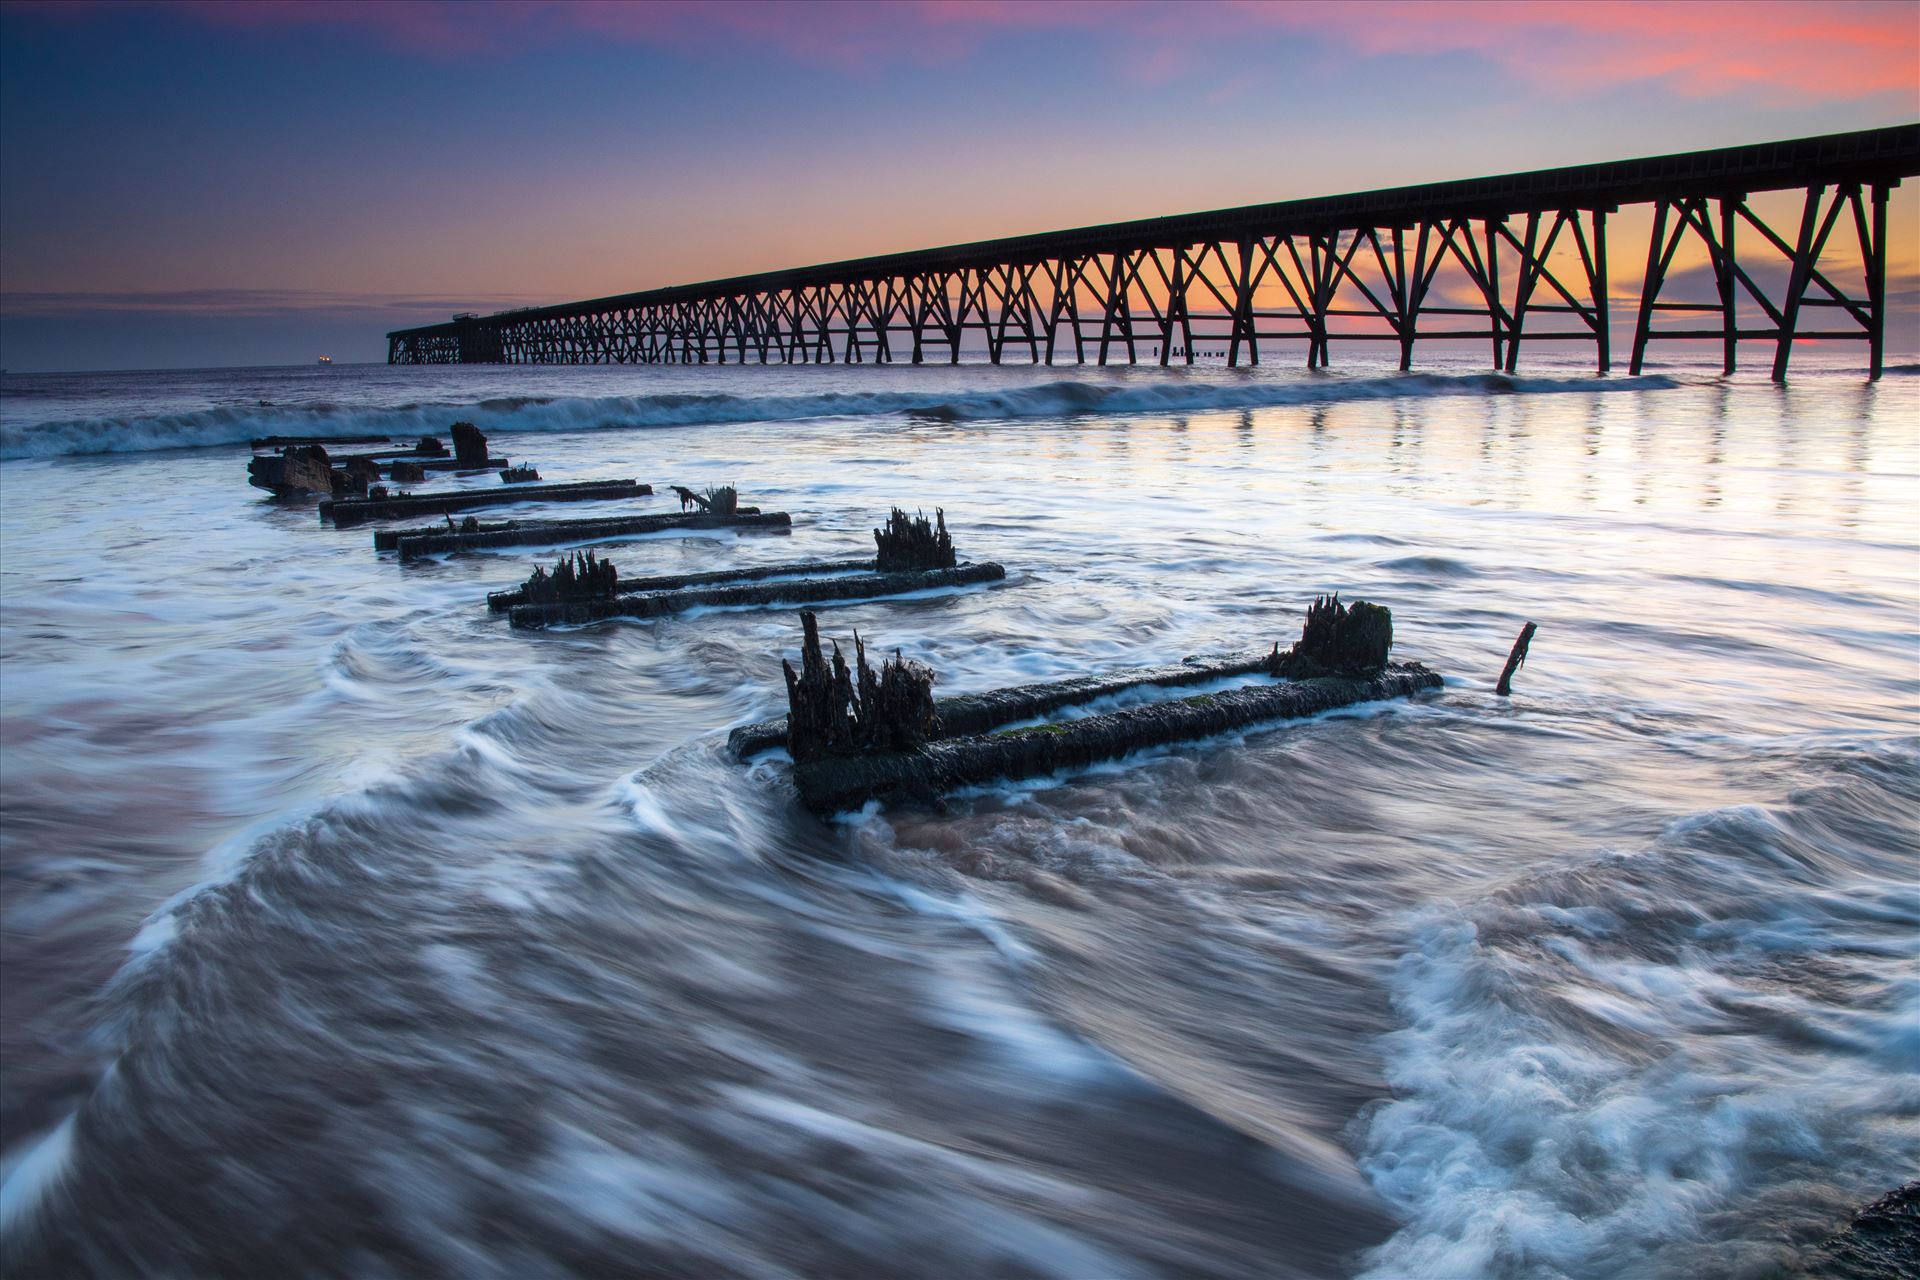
1496 622 1537 696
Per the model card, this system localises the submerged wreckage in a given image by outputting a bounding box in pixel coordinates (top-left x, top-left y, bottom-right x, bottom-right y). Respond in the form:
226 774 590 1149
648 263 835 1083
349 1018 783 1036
743 595 1443 815
499 508 1003 629
322 478 652 528
380 507 789 559
247 425 509 499
239 419 1522 821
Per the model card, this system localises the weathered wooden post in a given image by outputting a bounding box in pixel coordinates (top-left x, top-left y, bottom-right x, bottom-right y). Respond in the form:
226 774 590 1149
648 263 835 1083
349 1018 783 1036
450 422 489 468
1496 623 1537 696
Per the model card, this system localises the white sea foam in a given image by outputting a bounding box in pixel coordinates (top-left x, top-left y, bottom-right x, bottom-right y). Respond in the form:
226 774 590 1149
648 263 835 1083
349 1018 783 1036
4 360 1909 1278
0 1115 77 1240
1355 802 1920 1280
0 370 1674 459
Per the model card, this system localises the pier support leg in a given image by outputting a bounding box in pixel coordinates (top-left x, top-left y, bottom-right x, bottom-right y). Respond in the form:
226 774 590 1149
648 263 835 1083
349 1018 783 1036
1593 209 1611 373
1771 185 1824 382
1718 197 1739 375
1486 221 1504 370
1630 202 1672 376
1504 211 1541 374
1867 183 1889 381
1228 239 1257 368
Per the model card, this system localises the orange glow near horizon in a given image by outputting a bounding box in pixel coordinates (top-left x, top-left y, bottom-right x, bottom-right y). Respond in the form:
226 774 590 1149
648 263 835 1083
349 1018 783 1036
2 0 1915 366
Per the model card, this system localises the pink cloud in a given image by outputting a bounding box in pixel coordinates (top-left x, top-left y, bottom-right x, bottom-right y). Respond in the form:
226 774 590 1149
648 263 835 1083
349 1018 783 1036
7 0 1915 102
1238 0 1920 101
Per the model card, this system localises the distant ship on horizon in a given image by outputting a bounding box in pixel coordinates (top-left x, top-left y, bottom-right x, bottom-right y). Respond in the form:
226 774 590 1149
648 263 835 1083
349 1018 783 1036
317 355 332 366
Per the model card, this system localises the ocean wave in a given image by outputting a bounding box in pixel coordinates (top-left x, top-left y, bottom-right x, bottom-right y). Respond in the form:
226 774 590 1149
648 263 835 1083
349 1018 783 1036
0 371 1676 460
1355 760 1920 1280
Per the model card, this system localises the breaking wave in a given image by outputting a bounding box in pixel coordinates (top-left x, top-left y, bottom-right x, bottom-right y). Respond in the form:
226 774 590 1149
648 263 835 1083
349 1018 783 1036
0 371 1673 459
1355 745 1920 1279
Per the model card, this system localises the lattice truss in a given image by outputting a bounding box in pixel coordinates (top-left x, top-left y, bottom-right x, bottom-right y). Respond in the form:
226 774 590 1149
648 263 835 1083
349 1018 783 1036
390 127 1913 379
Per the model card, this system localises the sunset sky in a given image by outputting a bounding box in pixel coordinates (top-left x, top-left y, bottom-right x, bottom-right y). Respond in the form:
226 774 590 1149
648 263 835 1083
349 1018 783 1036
1 0 1915 370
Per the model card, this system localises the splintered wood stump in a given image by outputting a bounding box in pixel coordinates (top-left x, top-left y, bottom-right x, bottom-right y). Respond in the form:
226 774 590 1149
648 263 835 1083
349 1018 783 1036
672 485 740 516
322 480 651 528
514 550 620 605
340 456 383 492
247 445 333 497
388 508 785 558
488 556 872 612
1271 594 1394 677
728 651 1277 759
781 611 939 761
790 665 1442 814
873 507 956 573
450 421 489 467
508 562 1006 630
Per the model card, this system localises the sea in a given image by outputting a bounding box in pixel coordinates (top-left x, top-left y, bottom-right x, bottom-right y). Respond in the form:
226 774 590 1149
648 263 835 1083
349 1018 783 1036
1 353 1915 1279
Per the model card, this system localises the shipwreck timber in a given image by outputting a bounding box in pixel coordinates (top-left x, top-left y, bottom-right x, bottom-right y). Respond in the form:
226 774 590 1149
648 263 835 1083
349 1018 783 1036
792 665 1439 813
729 650 1279 758
672 485 740 515
322 480 652 528
487 510 976 612
251 433 504 479
373 518 511 550
348 455 509 474
385 508 787 559
508 562 1006 630
759 595 1439 814
248 444 334 498
505 507 998 628
488 556 873 612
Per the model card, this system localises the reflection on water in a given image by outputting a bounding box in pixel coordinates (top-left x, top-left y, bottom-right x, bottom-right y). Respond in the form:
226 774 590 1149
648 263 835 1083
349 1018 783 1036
1 358 1915 1278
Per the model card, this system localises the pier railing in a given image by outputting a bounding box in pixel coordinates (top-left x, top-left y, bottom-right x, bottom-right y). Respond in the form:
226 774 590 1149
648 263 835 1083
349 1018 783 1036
389 124 1918 379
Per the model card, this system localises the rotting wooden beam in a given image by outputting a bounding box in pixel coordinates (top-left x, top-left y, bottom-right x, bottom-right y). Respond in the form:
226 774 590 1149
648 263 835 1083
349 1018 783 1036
727 650 1279 759
342 456 510 474
374 519 511 550
508 562 1006 630
759 593 1428 813
388 509 786 558
323 481 651 528
320 447 454 462
487 556 873 612
791 664 1441 814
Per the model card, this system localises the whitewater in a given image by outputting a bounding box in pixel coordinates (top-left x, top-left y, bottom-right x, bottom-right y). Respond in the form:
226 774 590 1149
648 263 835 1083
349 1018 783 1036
1 355 1914 1279
0 362 1669 461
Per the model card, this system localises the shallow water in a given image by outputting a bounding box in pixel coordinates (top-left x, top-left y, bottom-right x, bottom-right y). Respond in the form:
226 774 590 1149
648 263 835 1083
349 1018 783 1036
1 356 1915 1278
